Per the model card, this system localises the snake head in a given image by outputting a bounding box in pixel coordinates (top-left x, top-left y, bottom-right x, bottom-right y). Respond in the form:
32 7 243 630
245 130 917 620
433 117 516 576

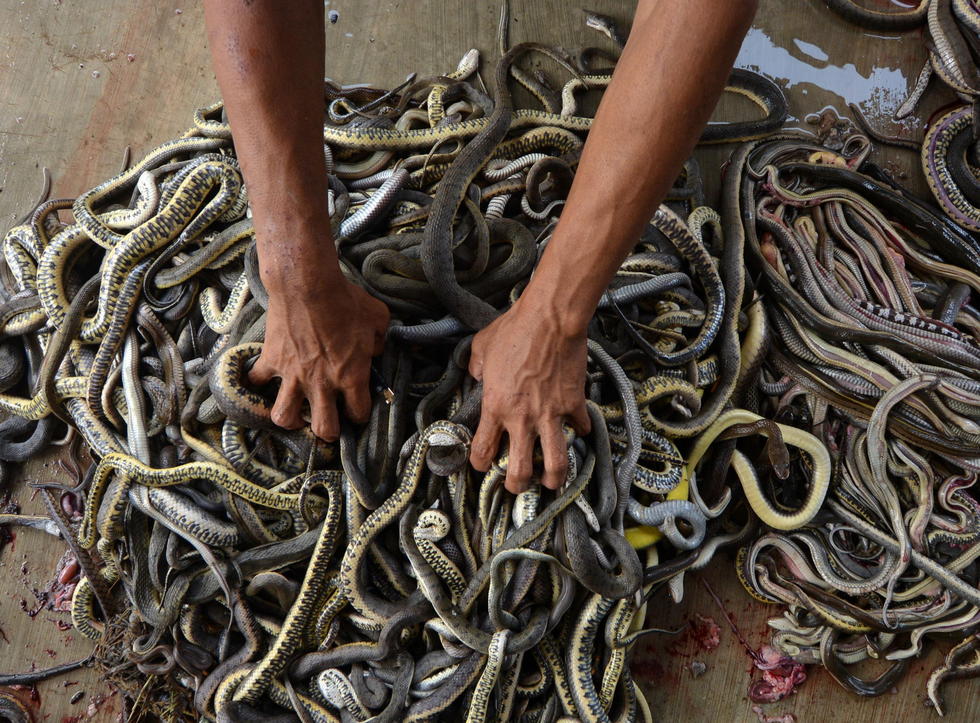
414 509 451 541
423 422 472 476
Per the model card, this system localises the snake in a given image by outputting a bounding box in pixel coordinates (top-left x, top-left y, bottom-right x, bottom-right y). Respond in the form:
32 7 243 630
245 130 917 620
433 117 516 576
822 0 929 31
922 104 980 232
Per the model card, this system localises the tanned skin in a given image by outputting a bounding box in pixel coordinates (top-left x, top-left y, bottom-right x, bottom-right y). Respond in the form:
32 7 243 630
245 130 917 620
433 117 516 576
203 0 757 493
204 0 389 444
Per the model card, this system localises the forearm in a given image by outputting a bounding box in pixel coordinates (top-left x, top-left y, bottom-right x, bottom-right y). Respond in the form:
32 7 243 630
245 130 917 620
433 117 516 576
521 0 757 330
203 0 336 296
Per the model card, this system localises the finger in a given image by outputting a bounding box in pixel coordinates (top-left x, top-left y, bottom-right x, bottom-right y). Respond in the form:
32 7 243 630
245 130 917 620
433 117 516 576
342 372 372 424
310 387 340 442
470 415 502 472
538 420 568 491
468 341 484 381
503 424 534 494
270 379 305 430
570 402 592 436
247 355 276 386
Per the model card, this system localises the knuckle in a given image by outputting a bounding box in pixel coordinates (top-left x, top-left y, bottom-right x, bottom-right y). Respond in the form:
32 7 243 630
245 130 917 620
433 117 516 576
480 399 500 418
473 425 496 445
353 399 370 416
546 455 567 473
349 387 371 409
470 454 487 471
342 367 370 389
314 424 338 442
308 374 332 389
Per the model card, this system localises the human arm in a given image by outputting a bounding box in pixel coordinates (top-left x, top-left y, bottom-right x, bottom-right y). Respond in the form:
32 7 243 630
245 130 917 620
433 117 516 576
203 0 388 441
469 0 758 492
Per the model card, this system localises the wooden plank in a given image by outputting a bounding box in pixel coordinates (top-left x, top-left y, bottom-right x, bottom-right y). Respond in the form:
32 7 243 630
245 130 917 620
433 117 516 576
635 562 971 722
0 0 976 720
0 3 216 719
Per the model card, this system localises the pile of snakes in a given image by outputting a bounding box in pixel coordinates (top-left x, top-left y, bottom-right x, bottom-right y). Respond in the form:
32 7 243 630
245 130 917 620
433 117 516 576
827 0 980 236
0 4 979 721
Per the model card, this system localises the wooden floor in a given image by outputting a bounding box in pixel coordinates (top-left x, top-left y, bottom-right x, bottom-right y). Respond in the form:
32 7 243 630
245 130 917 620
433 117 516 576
0 0 976 720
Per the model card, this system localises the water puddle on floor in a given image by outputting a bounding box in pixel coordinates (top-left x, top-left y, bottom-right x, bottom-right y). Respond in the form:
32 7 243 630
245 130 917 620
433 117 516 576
737 27 911 123
698 0 944 200
727 0 939 134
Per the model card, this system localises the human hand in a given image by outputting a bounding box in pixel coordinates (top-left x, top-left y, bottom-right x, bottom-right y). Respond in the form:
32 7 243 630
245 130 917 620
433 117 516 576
249 273 389 442
468 298 591 493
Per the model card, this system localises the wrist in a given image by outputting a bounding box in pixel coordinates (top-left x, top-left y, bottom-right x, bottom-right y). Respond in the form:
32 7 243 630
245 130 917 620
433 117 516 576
513 277 592 339
263 264 346 297
517 244 604 336
259 239 345 296
250 195 333 244
516 208 635 334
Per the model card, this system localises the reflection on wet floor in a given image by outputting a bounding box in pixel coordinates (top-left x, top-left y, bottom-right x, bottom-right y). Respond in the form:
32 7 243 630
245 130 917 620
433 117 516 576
792 38 829 64
695 0 946 202
736 26 911 125
725 0 945 137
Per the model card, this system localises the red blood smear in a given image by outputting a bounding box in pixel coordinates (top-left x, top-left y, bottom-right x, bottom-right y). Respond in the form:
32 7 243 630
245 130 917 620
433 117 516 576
751 705 797 723
699 581 808 704
666 614 722 657
44 617 73 632
21 597 45 618
632 657 667 681
691 614 721 652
